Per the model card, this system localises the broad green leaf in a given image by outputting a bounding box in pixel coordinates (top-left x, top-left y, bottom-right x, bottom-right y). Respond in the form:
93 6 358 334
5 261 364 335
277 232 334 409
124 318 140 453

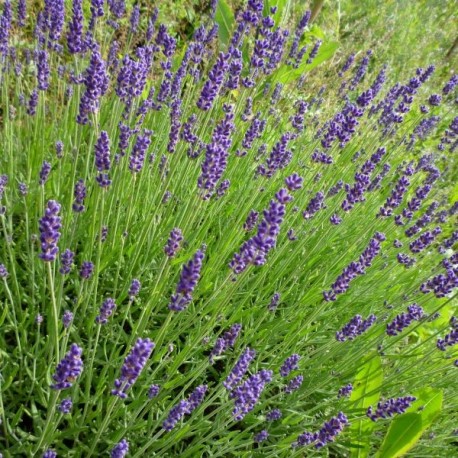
214 0 235 47
377 387 443 458
349 355 383 458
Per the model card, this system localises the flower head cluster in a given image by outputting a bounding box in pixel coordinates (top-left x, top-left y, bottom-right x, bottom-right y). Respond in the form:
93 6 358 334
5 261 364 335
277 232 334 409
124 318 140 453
77 49 109 125
51 343 83 390
62 310 73 329
94 130 111 187
209 323 242 363
112 338 155 398
437 317 458 351
72 179 86 212
39 200 62 262
111 439 129 458
254 430 269 443
285 374 303 394
266 409 282 421
324 233 385 301
163 385 207 431
168 249 205 311
367 396 416 421
280 354 300 377
198 109 235 197
128 279 141 299
257 134 292 177
129 130 153 173
96 298 116 324
148 384 160 399
230 369 273 420
197 52 230 110
223 348 256 391
294 412 348 448
58 398 73 414
338 383 353 398
230 191 288 274
336 314 376 341
164 228 183 257
386 304 424 336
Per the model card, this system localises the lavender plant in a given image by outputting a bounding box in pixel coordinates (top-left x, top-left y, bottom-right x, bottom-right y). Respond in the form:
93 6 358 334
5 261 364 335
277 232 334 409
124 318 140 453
0 1 457 457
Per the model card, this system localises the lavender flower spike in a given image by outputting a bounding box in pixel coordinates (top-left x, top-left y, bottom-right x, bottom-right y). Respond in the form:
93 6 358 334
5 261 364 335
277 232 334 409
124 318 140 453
367 396 416 421
168 249 205 311
224 348 256 391
96 298 117 324
164 228 183 257
39 200 62 262
51 343 83 390
112 338 155 398
111 439 129 458
58 397 73 414
280 354 300 377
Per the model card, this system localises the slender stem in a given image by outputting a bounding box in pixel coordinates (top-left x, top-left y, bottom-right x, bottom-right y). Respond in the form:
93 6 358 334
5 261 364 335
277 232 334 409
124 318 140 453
47 262 60 363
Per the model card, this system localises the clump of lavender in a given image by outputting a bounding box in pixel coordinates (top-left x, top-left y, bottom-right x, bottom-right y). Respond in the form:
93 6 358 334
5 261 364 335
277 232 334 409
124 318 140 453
223 348 256 391
367 396 416 421
112 338 155 398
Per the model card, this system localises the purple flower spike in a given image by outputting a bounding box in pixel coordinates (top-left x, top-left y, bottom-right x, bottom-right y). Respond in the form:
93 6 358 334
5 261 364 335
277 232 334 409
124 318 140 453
96 298 116 324
43 450 57 458
168 249 205 311
224 348 256 391
285 173 303 191
39 161 51 186
112 338 155 399
231 369 273 420
336 314 376 341
164 228 183 257
254 430 269 443
436 317 458 351
111 439 129 458
338 383 353 398
315 412 348 448
51 343 83 390
148 384 160 399
37 50 50 91
243 210 259 232
62 310 73 329
67 0 84 54
94 131 111 187
386 304 424 336
128 279 141 299
58 397 73 414
59 249 74 275
129 130 153 173
163 385 207 431
0 264 8 278
73 179 86 212
39 200 61 262
210 323 242 363
280 354 300 377
266 409 282 421
285 375 303 394
367 396 416 421
197 52 230 111
303 191 325 220
79 261 94 280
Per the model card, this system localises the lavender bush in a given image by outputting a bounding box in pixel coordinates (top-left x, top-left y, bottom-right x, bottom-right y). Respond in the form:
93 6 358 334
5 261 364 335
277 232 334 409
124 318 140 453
0 1 457 456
